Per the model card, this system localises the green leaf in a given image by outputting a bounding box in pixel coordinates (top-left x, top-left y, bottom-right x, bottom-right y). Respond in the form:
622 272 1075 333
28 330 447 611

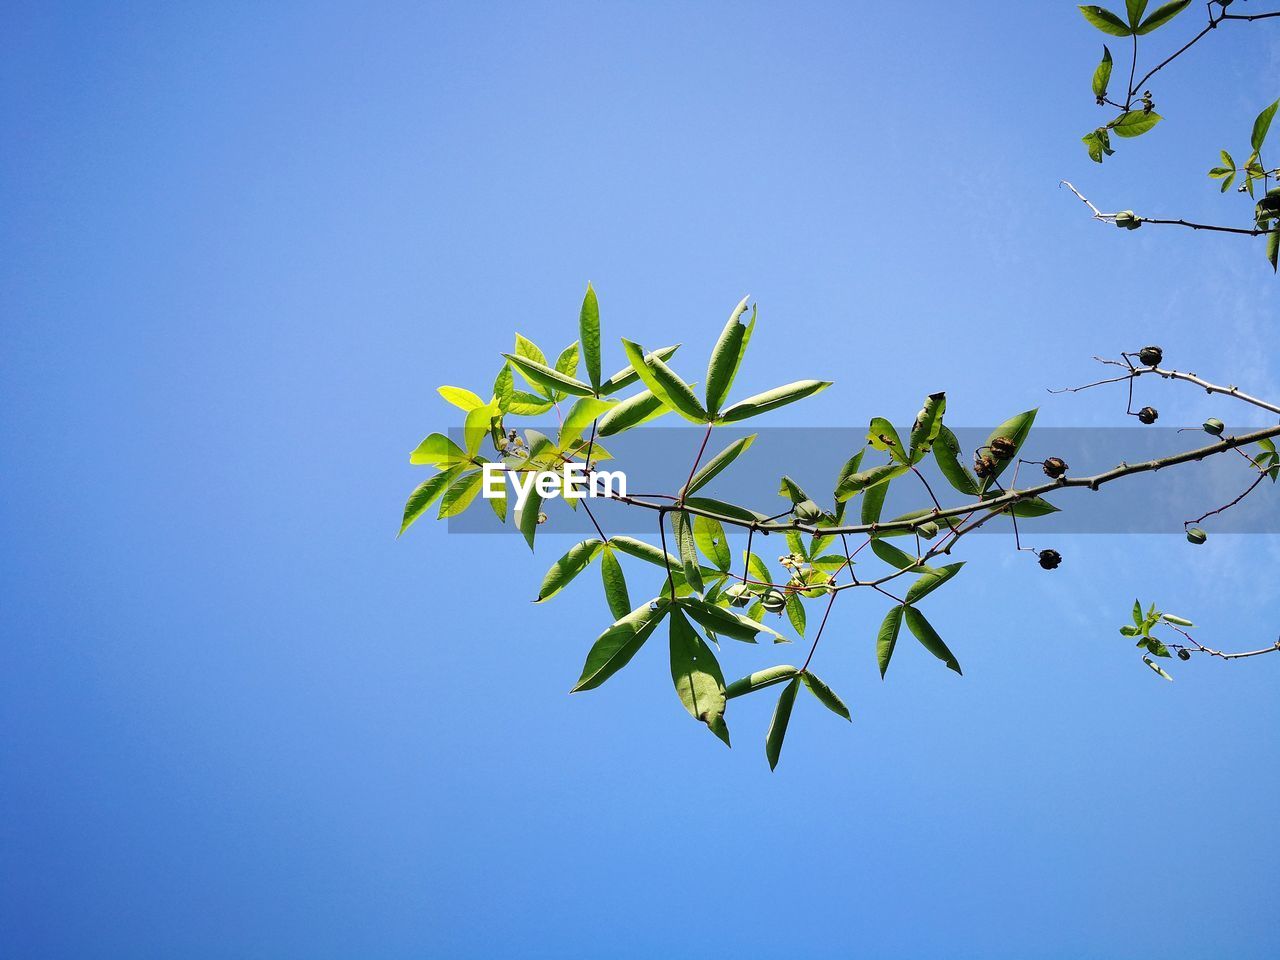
871 539 921 572
1111 110 1163 138
399 463 468 536
682 597 783 644
463 403 497 457
801 671 851 721
1268 229 1279 273
598 344 680 395
861 477 889 524
1143 655 1174 681
1092 44 1114 97
554 341 580 382
1078 5 1132 35
778 476 811 505
905 562 964 604
438 469 484 519
876 605 904 679
979 408 1038 491
1008 496 1060 518
599 546 631 620
867 417 908 463
535 538 604 602
1161 613 1194 627
765 677 801 770
514 333 549 368
908 393 947 463
1252 99 1279 154
785 593 806 637
409 432 469 468
596 389 670 436
726 664 800 698
558 396 615 451
684 497 768 525
932 425 980 495
1136 0 1190 34
668 609 729 744
620 338 707 423
672 510 704 594
835 462 909 501
503 352 594 397
580 283 601 390
718 380 832 423
686 435 757 495
1125 0 1147 27
437 385 485 411
1082 128 1115 163
572 598 671 692
693 515 731 571
516 488 542 551
705 296 757 416
903 606 962 675
610 534 680 570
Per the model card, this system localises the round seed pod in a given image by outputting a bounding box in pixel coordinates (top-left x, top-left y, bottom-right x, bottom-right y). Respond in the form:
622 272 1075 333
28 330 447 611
1137 406 1158 425
1037 549 1062 570
1042 456 1068 479
1177 648 1192 661
1138 345 1163 367
1202 418 1225 436
1186 527 1208 544
761 590 786 613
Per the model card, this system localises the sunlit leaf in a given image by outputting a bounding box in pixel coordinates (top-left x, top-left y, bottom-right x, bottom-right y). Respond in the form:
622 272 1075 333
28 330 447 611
705 297 757 416
535 538 604 602
718 380 832 423
580 282 601 390
571 598 671 692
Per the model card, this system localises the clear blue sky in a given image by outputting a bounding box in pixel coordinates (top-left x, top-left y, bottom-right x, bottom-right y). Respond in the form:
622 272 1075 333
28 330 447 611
3 2 1278 957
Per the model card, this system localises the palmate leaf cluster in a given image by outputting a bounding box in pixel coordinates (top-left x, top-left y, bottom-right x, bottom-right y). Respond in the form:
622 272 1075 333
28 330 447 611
401 286 1056 768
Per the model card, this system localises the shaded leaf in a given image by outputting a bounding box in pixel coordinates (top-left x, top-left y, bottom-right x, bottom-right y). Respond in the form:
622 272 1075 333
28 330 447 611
1092 44 1113 97
1078 4 1132 36
599 547 631 620
726 664 800 698
1111 110 1163 138
580 282 601 390
876 605 904 679
765 677 801 770
1253 99 1279 154
668 609 729 744
687 435 756 495
535 538 604 602
598 344 680 395
572 598 671 692
705 296 756 416
905 562 964 604
621 338 707 423
801 671 851 721
718 380 832 423
903 606 962 675
597 389 670 436
1136 0 1190 34
693 515 731 571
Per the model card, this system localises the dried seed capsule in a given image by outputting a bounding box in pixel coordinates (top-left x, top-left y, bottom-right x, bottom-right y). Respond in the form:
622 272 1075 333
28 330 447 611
973 454 997 478
1042 456 1068 479
1037 549 1062 570
1138 345 1163 366
1137 406 1158 424
989 436 1018 461
1177 648 1192 661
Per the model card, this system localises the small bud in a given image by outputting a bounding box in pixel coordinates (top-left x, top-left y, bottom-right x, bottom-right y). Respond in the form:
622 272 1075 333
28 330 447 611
1042 456 1068 479
1137 345 1163 367
1037 549 1062 570
1202 418 1225 436
1186 527 1208 544
1177 648 1192 661
1137 406 1158 424
989 436 1017 461
537 512 548 524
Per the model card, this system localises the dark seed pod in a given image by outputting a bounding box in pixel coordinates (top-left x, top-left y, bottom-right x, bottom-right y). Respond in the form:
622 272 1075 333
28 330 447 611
1037 549 1062 570
1186 527 1208 544
973 454 997 478
1177 648 1192 661
989 436 1018 461
1137 406 1158 424
1138 345 1163 366
1042 456 1068 479
1202 418 1225 436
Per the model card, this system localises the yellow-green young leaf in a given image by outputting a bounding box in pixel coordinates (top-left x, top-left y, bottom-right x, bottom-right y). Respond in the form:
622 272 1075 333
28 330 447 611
905 562 964 604
598 344 680 395
620 338 707 423
693 515 731 571
514 332 549 367
765 677 801 770
597 389 671 436
489 486 507 523
399 463 468 536
801 671 851 721
672 510 704 594
979 408 1038 491
785 594 806 637
572 598 671 692
438 469 484 519
876 605 904 679
686 435 756 495
743 550 772 585
668 609 729 745
409 433 469 468
1078 5 1132 36
600 547 631 620
508 391 555 416
835 462 908 501
503 353 594 398
609 535 680 570
718 380 832 423
554 341 580 380
1092 44 1113 96
932 425 980 495
463 403 497 457
1111 110 1162 138
438 385 485 411
705 296 756 416
535 538 605 602
903 606 962 675
681 597 783 643
867 417 907 463
1136 0 1189 34
580 283 601 390
1253 99 1279 153
726 664 799 699
1143 655 1174 681
908 393 947 463
516 488 542 551
558 397 615 451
